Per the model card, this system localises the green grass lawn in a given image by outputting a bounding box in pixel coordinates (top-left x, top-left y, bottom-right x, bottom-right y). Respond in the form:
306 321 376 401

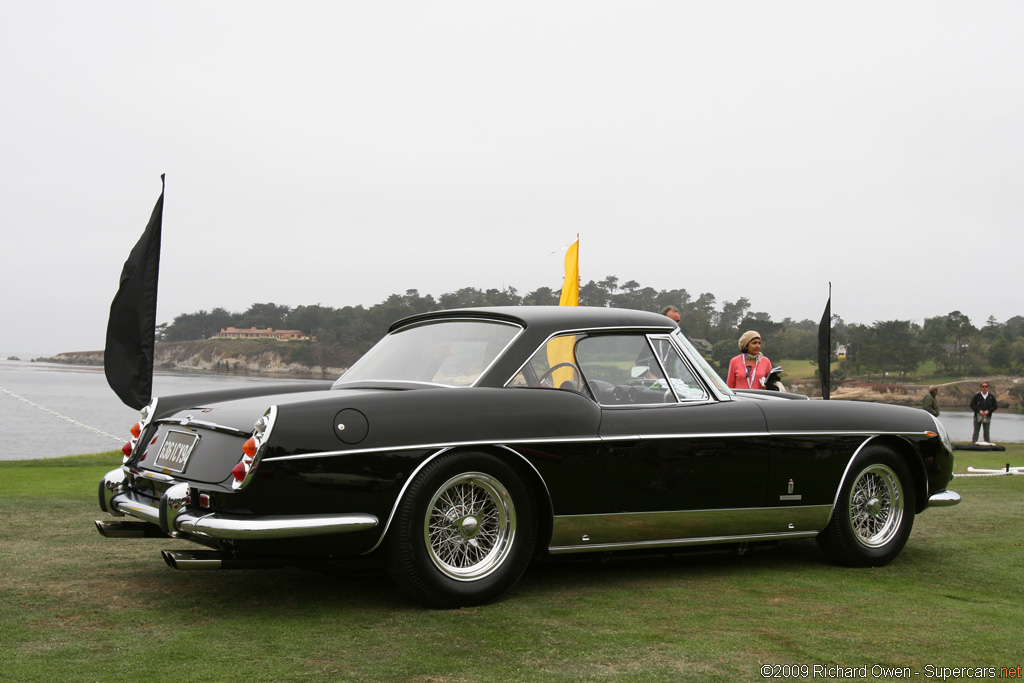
2 449 1021 682
775 359 820 381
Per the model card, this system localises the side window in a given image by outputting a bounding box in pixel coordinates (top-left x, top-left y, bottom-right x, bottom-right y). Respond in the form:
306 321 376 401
649 336 709 401
575 335 676 405
508 334 589 396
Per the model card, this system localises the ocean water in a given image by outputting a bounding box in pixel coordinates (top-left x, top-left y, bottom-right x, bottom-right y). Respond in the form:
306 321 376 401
0 359 327 460
2 359 1022 461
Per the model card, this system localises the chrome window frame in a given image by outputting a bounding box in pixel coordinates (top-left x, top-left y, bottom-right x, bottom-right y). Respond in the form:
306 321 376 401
503 325 725 408
502 325 667 394
644 334 710 404
669 329 734 402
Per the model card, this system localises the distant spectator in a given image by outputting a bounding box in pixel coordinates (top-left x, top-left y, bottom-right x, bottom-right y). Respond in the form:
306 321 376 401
661 305 681 326
970 381 997 443
922 386 940 417
727 331 772 390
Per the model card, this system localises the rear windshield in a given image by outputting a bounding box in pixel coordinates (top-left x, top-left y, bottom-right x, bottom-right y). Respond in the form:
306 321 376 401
333 319 521 387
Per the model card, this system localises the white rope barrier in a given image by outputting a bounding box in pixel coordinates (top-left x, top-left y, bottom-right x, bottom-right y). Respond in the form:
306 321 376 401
1 385 124 443
958 466 1024 478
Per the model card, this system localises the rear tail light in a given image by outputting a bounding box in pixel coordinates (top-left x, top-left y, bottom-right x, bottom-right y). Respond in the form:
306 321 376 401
121 398 159 464
231 407 277 490
231 462 248 482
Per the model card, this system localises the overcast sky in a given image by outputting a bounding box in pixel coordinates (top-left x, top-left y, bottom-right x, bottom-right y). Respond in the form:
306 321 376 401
2 2 1021 358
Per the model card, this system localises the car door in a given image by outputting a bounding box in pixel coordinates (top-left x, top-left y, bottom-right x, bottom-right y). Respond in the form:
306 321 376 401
550 333 773 550
581 333 770 509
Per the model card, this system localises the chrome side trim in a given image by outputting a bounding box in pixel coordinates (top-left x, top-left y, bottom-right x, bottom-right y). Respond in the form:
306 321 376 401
927 490 961 507
549 505 832 553
829 435 877 515
770 430 933 438
261 430 934 465
262 436 604 463
496 444 553 504
361 447 454 555
550 530 819 554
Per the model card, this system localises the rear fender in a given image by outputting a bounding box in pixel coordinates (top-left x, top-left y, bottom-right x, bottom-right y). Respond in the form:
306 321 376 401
366 444 555 557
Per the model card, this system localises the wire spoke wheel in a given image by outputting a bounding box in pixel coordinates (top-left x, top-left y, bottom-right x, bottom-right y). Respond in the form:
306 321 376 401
385 451 536 607
424 472 516 581
848 464 904 547
817 446 915 567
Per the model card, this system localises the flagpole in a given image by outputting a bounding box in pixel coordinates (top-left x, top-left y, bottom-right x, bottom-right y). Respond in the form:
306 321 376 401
817 283 831 400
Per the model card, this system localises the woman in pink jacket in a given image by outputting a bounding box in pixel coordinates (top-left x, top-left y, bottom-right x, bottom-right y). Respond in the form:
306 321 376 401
727 330 772 390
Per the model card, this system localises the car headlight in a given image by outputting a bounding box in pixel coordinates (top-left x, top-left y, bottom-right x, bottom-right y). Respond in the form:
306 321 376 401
931 414 954 454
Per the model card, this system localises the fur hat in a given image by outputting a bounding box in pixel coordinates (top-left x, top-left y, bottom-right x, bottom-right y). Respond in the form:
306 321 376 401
738 330 761 352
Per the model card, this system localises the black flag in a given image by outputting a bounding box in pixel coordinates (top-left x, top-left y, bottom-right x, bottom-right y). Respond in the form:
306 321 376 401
104 175 164 409
817 284 831 400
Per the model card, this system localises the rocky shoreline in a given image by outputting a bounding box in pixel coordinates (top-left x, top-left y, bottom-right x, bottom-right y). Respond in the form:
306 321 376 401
36 346 348 380
789 377 1024 412
36 347 1023 410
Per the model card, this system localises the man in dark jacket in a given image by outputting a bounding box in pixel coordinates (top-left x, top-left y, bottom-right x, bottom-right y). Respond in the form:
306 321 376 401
970 381 997 443
922 387 940 417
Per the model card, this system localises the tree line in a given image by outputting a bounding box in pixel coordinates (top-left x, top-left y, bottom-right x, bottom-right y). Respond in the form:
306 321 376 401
157 277 1024 379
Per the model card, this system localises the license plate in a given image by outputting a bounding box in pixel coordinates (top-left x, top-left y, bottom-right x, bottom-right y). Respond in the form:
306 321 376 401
153 430 199 472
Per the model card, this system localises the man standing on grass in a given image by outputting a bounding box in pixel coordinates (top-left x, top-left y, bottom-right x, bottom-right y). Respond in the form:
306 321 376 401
970 381 997 443
922 386 940 417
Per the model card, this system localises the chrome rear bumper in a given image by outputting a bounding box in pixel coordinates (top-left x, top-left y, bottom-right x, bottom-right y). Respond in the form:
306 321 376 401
97 468 378 541
927 490 961 507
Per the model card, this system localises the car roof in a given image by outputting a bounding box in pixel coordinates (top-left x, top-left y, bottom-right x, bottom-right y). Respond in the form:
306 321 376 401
389 305 678 337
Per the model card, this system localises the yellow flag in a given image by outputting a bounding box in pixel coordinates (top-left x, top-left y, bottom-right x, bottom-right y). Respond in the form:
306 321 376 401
549 236 579 388
559 236 579 306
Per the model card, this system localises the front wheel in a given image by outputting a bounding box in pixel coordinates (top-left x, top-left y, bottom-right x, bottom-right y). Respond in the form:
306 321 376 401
817 445 916 567
384 451 537 608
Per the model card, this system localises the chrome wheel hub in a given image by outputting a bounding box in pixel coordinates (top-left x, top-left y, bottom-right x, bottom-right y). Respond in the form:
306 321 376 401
848 464 904 548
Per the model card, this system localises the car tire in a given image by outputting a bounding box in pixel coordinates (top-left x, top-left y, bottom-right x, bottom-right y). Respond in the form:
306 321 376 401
817 445 915 567
384 451 537 608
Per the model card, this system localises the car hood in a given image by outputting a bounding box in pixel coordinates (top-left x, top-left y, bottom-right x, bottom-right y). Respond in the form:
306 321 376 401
754 397 938 434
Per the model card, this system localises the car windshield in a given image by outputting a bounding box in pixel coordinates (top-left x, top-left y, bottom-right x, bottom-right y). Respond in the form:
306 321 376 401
333 319 521 388
672 329 733 396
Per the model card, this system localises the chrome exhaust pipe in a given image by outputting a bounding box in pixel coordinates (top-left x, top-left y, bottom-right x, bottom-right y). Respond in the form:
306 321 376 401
95 520 167 538
161 549 286 571
162 549 223 570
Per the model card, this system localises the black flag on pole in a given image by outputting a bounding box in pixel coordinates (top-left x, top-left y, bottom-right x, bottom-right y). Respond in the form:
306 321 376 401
817 284 831 400
104 175 164 409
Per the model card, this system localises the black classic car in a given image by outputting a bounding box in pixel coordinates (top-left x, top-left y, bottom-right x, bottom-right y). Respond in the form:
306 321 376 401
97 306 960 607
